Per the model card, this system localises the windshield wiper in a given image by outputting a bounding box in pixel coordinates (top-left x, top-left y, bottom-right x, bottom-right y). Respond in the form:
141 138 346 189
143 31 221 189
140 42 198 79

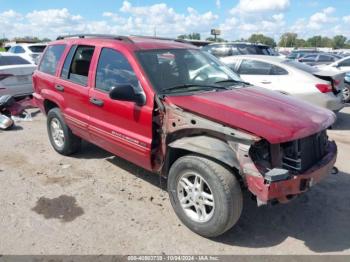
215 79 250 85
161 84 227 94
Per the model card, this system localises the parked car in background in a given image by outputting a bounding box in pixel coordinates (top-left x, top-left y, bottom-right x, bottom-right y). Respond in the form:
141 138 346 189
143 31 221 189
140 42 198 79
8 43 47 64
4 43 12 52
343 72 350 102
202 42 276 57
315 55 350 73
345 72 350 82
298 53 341 66
221 55 344 112
33 34 338 237
287 49 320 60
0 53 36 98
315 56 350 102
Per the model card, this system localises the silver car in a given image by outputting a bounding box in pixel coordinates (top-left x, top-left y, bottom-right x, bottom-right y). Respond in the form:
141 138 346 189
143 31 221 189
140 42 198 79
0 53 36 98
221 55 344 112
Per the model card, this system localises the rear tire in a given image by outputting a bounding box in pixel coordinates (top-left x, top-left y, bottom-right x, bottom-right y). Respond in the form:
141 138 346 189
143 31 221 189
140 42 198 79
167 155 243 237
47 108 81 155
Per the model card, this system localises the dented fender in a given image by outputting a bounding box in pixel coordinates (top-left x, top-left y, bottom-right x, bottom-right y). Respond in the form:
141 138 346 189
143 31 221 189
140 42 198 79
159 102 261 173
168 136 239 168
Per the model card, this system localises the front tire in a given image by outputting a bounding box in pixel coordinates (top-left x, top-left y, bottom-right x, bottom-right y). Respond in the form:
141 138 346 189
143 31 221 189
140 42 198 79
168 155 243 237
47 108 81 155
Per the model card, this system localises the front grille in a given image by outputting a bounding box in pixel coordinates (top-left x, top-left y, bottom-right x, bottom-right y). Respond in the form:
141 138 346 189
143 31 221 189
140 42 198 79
281 130 328 173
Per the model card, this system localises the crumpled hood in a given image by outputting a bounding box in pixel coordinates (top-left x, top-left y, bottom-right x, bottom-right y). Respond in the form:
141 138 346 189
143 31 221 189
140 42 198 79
165 86 336 144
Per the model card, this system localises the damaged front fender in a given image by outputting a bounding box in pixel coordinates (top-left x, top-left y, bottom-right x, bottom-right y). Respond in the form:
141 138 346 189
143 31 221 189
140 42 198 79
169 136 239 168
160 102 261 174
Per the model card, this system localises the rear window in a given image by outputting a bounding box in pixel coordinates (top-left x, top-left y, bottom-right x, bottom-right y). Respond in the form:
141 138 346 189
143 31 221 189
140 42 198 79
28 45 46 53
282 60 318 73
38 44 66 76
202 44 236 57
0 56 31 66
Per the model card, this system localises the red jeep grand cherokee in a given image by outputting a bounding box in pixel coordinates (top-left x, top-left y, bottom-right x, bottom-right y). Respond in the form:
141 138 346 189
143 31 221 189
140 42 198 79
33 34 337 237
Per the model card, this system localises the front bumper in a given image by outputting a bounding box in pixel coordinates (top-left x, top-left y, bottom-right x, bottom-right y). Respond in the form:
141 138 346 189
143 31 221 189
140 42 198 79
246 141 337 204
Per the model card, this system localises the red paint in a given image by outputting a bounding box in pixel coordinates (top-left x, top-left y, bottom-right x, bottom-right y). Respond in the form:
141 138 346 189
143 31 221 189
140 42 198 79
32 37 168 170
166 87 336 144
32 36 337 203
246 142 337 202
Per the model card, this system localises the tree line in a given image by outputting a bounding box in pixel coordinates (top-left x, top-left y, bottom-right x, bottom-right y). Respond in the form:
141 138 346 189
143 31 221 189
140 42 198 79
177 32 350 49
1 34 349 49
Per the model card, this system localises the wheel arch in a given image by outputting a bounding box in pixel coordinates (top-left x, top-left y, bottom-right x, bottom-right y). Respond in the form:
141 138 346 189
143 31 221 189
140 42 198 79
43 99 59 114
162 135 241 179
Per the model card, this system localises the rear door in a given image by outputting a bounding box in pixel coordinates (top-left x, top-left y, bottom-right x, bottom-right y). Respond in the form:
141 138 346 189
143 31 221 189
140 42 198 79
88 47 153 170
55 45 95 140
237 59 288 91
34 44 66 106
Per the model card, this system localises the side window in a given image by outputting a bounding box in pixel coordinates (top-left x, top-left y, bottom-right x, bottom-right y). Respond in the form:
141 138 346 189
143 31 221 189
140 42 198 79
15 46 25 53
95 48 138 92
271 65 288 75
66 45 95 86
238 60 273 75
8 46 16 53
38 44 66 76
61 45 77 79
319 55 333 62
339 58 350 67
302 54 317 61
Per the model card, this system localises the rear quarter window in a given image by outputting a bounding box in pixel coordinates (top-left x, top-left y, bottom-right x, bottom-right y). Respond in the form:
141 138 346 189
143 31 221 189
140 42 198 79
38 44 66 76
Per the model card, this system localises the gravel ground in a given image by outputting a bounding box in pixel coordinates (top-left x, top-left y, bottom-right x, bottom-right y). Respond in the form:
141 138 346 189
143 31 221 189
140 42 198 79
0 106 350 255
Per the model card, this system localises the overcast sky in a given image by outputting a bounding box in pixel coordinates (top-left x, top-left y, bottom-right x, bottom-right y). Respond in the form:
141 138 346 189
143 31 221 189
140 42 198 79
1 0 349 40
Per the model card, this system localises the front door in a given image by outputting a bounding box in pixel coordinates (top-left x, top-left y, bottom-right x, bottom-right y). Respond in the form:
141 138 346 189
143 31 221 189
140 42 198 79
88 47 154 170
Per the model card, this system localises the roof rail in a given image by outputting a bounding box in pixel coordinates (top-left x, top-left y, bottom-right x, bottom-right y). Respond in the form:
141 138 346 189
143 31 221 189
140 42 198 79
56 34 133 43
131 35 189 44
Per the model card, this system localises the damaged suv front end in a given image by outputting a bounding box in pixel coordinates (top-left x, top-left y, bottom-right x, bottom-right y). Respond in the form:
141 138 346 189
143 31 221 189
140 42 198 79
137 45 337 236
161 99 337 206
247 131 337 205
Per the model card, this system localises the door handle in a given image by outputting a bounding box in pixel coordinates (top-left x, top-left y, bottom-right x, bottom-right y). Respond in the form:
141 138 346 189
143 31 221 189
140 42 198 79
260 80 271 84
89 97 104 107
55 84 64 92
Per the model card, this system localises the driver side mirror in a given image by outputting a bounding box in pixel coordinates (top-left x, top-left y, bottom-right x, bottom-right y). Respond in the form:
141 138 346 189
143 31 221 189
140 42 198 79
109 84 146 106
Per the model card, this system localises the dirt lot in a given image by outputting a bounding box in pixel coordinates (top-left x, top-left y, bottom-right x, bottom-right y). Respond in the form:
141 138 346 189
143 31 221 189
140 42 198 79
0 106 350 255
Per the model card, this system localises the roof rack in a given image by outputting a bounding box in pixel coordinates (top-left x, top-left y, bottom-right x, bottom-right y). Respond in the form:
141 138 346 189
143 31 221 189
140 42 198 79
131 35 189 44
56 34 133 43
56 34 191 44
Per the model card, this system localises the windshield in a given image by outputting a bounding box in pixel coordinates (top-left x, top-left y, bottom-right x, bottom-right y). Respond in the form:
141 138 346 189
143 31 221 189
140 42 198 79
136 49 242 94
282 59 318 73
